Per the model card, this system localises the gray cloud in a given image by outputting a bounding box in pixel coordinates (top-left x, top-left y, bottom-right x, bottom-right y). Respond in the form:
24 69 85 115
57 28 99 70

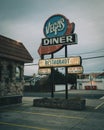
0 0 104 75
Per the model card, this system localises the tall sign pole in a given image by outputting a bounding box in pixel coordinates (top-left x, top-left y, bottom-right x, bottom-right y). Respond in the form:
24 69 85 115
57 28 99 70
51 53 54 98
65 45 68 99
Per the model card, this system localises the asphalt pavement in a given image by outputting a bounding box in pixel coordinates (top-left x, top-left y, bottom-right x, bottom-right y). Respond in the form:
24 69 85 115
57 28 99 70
0 90 104 130
24 89 104 99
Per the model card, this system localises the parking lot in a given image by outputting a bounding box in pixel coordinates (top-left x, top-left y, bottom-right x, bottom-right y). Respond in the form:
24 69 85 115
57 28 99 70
0 90 104 130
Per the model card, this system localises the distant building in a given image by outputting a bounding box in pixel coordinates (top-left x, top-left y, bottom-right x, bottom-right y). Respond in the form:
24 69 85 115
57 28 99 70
77 72 104 90
0 35 33 106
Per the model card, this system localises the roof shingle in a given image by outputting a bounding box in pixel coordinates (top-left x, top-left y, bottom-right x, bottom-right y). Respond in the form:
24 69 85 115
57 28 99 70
0 35 33 63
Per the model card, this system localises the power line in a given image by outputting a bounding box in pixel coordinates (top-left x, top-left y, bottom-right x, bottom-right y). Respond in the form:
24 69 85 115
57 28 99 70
33 48 104 59
25 55 104 66
71 48 104 55
82 55 104 60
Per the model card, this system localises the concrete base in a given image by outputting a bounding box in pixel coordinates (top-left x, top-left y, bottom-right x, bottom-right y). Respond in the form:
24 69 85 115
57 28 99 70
0 95 22 106
33 97 86 110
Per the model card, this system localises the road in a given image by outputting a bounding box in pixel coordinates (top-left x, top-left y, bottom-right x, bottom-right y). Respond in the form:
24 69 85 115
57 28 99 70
24 90 104 99
0 90 104 130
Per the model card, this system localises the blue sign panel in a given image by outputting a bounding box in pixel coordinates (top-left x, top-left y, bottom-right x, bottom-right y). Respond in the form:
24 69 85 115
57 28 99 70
44 14 68 38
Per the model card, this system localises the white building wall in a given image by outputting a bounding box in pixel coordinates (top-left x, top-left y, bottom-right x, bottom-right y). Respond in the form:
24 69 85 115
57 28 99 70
55 84 72 91
77 79 104 90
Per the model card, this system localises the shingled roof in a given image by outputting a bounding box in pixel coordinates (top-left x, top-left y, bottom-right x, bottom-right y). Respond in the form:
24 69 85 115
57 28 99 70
0 35 33 63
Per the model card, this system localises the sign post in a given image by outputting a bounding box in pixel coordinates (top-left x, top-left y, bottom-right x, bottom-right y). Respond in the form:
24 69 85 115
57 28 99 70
38 14 83 99
65 45 68 99
51 53 54 98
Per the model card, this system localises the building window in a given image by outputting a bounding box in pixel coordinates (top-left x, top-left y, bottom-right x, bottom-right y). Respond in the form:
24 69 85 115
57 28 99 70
16 66 21 81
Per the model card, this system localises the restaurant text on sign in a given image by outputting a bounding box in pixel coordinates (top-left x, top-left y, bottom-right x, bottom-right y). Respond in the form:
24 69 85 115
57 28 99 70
39 57 81 67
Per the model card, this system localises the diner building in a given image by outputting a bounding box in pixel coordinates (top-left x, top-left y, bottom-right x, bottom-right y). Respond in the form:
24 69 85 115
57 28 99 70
0 35 33 106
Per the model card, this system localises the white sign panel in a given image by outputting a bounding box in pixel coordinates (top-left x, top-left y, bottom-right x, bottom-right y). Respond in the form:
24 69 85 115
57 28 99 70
38 68 51 75
68 66 83 74
39 57 81 67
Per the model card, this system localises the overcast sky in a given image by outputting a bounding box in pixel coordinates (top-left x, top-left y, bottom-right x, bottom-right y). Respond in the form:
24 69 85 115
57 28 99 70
0 0 104 75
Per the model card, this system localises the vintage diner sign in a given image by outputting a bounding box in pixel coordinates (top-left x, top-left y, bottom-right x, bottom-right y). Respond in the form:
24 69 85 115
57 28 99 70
38 14 75 55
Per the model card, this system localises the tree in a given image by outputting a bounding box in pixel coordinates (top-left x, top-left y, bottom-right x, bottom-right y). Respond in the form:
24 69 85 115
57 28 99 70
48 68 65 84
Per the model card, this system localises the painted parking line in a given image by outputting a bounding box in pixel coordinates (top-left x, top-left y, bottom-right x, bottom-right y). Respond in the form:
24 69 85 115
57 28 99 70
15 110 84 120
0 121 49 130
0 109 84 120
95 101 104 110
